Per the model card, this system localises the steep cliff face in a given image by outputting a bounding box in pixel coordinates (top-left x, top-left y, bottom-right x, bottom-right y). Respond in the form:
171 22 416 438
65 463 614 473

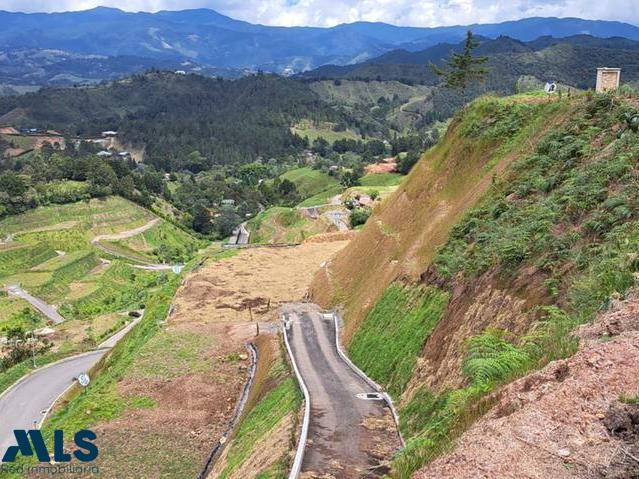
311 91 639 477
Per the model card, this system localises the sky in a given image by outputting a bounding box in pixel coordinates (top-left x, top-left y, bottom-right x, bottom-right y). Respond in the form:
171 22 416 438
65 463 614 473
0 0 638 28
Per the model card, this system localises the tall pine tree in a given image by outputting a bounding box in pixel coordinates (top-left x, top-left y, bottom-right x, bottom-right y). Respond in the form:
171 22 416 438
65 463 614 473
431 30 489 94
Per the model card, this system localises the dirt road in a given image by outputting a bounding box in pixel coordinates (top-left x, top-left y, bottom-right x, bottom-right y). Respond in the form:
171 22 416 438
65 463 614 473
283 303 399 478
91 218 160 243
90 218 177 270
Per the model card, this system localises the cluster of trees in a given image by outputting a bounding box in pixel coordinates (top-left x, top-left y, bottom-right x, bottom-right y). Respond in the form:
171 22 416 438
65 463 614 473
389 130 441 174
0 143 168 218
0 320 51 373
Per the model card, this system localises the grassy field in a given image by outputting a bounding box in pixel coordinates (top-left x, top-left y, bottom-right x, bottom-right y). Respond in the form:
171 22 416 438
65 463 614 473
0 196 155 237
294 173 402 208
360 172 403 187
248 206 334 244
296 184 343 207
0 196 202 349
275 167 341 200
291 119 361 143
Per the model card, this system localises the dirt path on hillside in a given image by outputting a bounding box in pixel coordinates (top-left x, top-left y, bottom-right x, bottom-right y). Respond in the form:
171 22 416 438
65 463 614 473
415 292 639 479
91 218 160 243
90 218 175 269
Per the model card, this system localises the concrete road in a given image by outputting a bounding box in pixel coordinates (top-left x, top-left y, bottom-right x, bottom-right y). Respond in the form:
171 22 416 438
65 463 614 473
6 285 65 324
0 350 106 458
325 210 349 231
283 304 400 478
226 222 250 247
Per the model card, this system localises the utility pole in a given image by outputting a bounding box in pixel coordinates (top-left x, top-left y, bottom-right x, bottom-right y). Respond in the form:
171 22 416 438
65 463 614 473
31 312 37 368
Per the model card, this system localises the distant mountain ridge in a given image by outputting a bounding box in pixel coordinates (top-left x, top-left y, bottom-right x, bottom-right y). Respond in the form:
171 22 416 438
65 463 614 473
301 34 639 86
1 7 639 84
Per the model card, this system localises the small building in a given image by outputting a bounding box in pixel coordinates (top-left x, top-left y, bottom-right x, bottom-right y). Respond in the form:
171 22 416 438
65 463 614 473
596 68 621 93
221 199 235 206
175 70 187 75
118 151 130 158
101 130 118 137
97 150 112 157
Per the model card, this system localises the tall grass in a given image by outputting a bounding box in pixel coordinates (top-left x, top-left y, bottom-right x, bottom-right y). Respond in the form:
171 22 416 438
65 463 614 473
349 284 449 398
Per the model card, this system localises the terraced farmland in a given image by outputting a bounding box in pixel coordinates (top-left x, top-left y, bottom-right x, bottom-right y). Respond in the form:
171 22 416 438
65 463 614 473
0 196 204 353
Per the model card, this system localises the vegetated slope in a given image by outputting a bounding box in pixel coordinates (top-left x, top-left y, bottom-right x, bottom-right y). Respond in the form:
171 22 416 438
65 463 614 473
0 72 337 170
311 94 569 338
304 35 639 126
311 91 639 477
272 167 340 200
416 290 639 479
247 206 336 244
0 196 202 339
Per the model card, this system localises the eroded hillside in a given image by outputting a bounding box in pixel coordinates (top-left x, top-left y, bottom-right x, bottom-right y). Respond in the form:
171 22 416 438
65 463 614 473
310 91 639 477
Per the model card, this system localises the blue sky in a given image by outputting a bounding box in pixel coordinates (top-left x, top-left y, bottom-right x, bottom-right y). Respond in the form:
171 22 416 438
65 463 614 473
1 0 638 27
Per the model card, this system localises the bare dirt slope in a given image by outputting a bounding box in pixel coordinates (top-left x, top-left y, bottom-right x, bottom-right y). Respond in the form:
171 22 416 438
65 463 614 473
173 242 347 324
414 293 639 479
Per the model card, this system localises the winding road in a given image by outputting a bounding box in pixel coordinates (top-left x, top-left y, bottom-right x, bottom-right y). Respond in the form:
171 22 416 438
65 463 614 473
91 218 178 270
282 303 400 478
0 350 106 457
0 314 143 460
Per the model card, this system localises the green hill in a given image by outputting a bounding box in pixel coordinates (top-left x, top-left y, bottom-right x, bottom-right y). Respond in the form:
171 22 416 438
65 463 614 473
273 167 340 200
0 196 203 342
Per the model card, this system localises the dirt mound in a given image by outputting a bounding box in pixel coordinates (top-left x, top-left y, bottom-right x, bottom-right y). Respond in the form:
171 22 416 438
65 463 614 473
365 157 397 174
305 230 358 243
414 295 639 479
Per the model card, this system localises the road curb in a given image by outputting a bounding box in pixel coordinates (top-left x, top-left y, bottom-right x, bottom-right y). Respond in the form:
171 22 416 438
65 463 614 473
197 342 258 479
282 314 311 479
332 312 406 448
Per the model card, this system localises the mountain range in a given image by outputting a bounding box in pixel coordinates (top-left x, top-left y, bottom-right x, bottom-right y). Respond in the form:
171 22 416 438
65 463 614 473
2 7 639 85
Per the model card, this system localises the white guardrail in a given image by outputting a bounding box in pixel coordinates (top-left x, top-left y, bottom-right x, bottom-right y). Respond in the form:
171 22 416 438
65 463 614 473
282 315 311 479
331 312 406 447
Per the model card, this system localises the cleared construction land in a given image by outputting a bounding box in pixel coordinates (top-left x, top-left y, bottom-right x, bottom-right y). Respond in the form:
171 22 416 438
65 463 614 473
64 241 348 478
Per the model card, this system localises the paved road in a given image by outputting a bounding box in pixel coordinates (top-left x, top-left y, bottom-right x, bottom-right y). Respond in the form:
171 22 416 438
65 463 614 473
98 315 143 349
283 303 399 478
6 285 65 324
0 350 106 457
226 222 250 247
325 210 350 231
0 313 144 458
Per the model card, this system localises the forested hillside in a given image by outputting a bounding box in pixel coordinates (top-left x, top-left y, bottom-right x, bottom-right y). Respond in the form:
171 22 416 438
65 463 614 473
0 72 338 170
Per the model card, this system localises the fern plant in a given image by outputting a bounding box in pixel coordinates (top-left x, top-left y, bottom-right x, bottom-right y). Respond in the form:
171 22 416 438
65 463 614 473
463 329 531 386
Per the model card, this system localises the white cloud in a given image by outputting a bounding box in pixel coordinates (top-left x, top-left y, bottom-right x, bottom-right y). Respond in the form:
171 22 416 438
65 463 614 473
1 0 638 27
